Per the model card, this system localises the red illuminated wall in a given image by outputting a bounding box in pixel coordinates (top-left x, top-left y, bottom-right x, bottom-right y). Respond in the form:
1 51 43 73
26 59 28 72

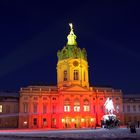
19 86 124 129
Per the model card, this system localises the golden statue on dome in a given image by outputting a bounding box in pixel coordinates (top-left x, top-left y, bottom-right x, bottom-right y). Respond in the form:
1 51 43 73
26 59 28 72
67 23 77 45
69 23 73 32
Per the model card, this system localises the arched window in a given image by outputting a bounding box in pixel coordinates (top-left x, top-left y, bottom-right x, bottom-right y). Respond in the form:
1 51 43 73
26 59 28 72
64 99 70 112
74 99 80 112
64 70 67 81
83 99 90 112
74 70 79 80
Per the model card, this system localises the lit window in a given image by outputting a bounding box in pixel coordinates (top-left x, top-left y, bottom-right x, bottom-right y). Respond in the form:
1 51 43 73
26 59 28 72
43 118 47 126
64 99 70 112
83 99 90 112
74 70 79 80
23 103 28 113
74 99 80 112
64 70 68 81
0 105 2 113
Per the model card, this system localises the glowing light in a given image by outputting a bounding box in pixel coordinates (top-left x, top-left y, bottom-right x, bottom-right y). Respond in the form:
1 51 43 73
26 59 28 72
72 118 75 122
90 118 94 122
61 118 65 123
0 105 2 112
24 121 27 125
81 118 85 122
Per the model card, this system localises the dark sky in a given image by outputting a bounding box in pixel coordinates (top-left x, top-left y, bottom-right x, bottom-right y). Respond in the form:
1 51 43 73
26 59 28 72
0 0 140 94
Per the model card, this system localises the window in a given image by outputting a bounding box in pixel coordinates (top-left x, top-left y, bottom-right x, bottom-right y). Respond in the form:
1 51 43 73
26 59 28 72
33 118 37 125
52 118 56 128
6 105 10 113
83 99 90 112
43 118 47 126
23 103 28 113
33 96 38 100
0 105 2 113
33 103 38 113
128 116 131 121
24 96 28 100
64 70 68 81
127 105 130 112
133 105 136 112
74 99 80 112
134 116 137 122
64 99 70 112
43 104 47 114
52 97 56 100
74 70 79 80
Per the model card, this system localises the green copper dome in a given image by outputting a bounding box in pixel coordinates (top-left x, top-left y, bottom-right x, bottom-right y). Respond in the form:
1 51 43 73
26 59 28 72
57 24 87 61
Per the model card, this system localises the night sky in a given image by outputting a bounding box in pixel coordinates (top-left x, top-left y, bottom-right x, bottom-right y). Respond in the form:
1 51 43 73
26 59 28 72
0 1 140 94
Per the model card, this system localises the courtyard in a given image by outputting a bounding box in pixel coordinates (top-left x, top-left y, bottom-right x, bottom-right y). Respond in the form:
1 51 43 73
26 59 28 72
0 127 140 140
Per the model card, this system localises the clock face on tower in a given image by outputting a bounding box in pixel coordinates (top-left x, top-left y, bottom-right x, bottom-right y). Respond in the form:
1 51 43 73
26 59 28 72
73 61 79 67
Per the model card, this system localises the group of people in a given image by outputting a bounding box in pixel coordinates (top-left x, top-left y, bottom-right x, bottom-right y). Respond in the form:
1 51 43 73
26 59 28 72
101 115 120 129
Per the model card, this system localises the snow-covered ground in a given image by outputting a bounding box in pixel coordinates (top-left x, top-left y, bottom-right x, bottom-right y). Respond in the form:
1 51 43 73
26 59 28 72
0 128 140 139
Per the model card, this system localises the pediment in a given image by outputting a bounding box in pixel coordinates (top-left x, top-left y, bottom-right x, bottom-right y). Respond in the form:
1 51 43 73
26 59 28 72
62 85 89 92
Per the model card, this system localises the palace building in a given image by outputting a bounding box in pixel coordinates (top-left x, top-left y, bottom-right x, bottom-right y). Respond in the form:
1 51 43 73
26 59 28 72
18 24 124 129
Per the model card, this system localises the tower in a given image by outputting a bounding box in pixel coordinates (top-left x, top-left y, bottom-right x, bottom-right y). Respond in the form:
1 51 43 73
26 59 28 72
57 24 89 89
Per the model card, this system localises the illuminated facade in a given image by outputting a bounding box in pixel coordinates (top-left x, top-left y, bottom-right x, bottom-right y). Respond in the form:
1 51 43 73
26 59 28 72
19 24 124 128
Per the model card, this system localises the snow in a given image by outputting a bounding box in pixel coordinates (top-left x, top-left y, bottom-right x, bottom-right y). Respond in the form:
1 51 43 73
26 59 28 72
0 128 140 139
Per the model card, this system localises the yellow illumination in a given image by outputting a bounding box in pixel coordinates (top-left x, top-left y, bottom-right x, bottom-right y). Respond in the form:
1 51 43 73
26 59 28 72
67 23 77 45
72 118 75 122
81 118 85 122
61 118 65 123
90 118 94 122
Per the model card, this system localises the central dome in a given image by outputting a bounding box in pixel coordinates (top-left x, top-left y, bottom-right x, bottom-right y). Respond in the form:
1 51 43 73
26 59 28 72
57 23 87 61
